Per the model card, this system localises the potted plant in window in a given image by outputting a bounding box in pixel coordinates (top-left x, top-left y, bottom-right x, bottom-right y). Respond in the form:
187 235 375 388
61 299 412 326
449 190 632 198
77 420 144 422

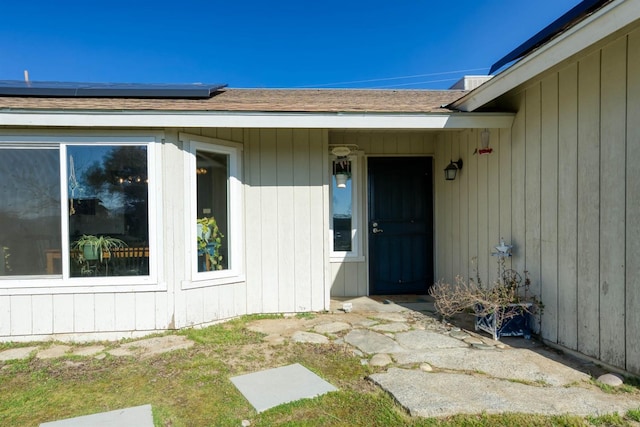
1 246 10 274
197 217 224 271
71 235 127 275
71 234 127 262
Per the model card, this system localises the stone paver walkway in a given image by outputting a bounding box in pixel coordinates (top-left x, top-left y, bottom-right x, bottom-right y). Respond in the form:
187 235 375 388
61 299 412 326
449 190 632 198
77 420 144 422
2 295 639 420
0 335 193 362
247 296 640 418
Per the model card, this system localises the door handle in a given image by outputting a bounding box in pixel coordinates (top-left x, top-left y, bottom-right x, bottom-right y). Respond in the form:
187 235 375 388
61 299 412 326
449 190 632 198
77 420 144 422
372 228 384 234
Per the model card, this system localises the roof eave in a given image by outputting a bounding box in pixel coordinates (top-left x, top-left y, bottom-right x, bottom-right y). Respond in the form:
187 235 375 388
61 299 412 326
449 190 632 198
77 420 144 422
450 0 637 112
0 109 515 130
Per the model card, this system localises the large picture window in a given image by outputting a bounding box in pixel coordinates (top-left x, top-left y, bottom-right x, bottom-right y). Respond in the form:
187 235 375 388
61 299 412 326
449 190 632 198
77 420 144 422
185 134 243 283
0 136 156 284
68 145 149 277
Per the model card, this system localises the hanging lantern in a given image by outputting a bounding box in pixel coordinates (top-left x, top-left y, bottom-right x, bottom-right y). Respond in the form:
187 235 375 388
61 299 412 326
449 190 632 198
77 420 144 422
333 158 351 188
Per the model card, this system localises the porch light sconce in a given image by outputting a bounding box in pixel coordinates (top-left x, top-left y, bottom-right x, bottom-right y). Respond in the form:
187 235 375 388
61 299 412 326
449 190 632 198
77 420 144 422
444 159 463 181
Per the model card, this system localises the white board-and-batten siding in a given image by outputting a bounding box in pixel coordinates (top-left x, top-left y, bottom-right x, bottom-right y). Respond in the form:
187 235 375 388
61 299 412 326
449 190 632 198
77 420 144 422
0 292 169 341
435 28 640 376
243 128 328 313
0 127 330 341
328 131 436 297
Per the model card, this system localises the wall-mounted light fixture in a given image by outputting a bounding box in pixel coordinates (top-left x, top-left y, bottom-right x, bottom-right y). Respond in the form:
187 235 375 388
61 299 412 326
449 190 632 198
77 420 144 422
330 145 357 189
444 159 463 181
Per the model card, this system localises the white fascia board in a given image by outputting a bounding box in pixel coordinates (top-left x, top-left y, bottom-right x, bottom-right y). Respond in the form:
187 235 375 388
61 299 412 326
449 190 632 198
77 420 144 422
453 0 636 112
0 111 514 129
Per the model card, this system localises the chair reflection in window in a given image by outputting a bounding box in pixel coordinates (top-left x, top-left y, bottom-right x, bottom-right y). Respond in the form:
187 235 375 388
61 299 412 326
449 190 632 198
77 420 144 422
46 247 149 276
104 246 150 276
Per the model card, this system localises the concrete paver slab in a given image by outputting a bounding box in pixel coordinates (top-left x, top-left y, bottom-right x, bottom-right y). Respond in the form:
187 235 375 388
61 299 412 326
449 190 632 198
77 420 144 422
371 312 409 322
119 335 193 359
369 369 638 418
394 330 468 350
391 347 590 386
247 317 317 337
371 322 411 333
37 345 71 359
39 404 153 427
332 296 407 313
292 331 329 344
71 345 105 357
230 363 337 413
106 347 135 357
344 329 404 354
0 346 38 361
313 321 351 334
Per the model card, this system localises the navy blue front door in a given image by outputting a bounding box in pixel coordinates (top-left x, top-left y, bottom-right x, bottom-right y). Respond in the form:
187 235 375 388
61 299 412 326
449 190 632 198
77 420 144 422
368 157 433 295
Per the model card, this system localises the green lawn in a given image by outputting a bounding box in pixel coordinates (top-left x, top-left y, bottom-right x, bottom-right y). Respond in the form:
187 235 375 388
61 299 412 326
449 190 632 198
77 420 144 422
1 316 639 426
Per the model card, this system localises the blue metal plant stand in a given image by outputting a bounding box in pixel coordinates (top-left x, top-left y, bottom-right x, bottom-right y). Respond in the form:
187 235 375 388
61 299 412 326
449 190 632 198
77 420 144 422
475 304 532 340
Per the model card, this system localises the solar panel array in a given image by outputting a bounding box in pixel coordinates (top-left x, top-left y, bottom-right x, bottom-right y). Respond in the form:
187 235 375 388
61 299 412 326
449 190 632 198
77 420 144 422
0 80 227 98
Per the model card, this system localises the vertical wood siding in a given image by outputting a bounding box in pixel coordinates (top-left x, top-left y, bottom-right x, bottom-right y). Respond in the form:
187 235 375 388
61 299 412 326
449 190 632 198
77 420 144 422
626 29 640 376
435 30 640 375
0 126 328 340
243 128 328 312
175 128 250 326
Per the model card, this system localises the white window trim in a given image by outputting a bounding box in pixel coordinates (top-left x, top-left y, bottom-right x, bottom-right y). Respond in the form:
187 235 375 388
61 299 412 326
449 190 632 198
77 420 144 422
181 133 244 288
0 132 163 292
330 152 364 262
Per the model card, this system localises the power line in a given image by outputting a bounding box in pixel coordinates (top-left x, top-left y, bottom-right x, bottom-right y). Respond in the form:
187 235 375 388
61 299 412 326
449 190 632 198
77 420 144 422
296 67 489 88
371 78 460 89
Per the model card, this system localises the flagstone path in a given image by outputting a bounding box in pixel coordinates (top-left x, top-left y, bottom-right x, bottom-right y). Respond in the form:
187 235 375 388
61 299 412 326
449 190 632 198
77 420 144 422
2 296 639 419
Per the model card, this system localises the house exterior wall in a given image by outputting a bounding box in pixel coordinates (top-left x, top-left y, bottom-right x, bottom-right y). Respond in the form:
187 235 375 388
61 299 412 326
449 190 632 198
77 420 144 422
435 28 640 375
329 131 436 296
0 129 174 342
242 128 329 314
0 126 330 341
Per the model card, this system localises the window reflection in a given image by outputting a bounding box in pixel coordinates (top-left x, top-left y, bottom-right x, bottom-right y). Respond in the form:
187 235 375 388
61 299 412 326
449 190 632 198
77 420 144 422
332 159 352 252
0 148 61 276
68 146 149 277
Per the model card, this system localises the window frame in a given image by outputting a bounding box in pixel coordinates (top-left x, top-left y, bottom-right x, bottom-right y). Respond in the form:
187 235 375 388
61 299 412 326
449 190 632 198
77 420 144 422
182 133 244 287
329 152 363 262
0 132 162 291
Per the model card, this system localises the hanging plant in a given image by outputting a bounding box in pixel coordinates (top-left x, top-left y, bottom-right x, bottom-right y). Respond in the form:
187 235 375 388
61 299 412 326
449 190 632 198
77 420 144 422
1 246 11 273
197 217 224 271
333 158 352 188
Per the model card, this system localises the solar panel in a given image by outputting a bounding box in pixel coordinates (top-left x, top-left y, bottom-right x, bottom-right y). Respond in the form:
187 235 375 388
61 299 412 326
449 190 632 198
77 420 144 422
0 80 227 98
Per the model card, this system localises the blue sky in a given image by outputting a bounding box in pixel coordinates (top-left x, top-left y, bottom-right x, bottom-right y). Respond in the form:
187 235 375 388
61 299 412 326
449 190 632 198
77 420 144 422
1 0 581 89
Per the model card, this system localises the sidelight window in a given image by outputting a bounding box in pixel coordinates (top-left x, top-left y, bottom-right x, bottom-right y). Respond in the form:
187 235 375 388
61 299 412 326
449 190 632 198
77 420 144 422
185 134 243 283
330 154 362 260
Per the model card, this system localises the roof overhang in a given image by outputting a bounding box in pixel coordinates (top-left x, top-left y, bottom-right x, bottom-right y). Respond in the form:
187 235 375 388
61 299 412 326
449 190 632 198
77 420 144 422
451 0 637 112
0 110 514 129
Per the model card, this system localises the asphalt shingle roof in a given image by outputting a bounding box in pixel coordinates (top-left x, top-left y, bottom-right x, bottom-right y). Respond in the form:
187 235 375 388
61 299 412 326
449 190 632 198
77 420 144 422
0 88 466 113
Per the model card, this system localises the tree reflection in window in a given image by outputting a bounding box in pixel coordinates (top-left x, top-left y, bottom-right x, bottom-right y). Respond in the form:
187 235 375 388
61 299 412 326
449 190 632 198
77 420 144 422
68 146 149 277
